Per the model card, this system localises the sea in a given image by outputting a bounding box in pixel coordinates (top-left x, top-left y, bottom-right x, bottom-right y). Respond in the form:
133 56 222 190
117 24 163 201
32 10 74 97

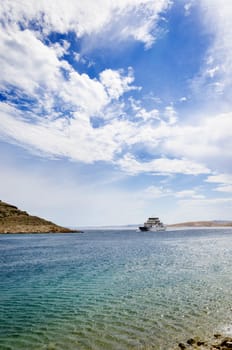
1 228 232 350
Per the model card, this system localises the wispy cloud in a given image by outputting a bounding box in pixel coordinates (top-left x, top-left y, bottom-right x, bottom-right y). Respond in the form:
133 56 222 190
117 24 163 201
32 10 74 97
163 113 232 172
2 0 230 177
176 197 232 220
175 190 205 199
117 154 210 176
192 0 232 102
0 0 171 47
206 173 232 193
0 0 232 224
142 186 205 199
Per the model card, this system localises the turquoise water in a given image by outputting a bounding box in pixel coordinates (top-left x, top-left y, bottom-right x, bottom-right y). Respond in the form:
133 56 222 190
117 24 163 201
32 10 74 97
1 229 232 350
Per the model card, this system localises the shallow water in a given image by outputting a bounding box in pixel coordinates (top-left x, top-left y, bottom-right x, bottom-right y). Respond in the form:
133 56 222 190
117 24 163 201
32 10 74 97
1 229 232 349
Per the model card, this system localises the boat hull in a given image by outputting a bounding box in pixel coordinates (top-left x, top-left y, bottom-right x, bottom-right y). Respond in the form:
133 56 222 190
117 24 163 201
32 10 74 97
138 226 166 232
139 226 149 231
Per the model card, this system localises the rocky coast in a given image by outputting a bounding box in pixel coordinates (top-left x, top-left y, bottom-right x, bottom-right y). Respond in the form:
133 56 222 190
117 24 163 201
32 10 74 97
176 334 232 350
0 200 80 233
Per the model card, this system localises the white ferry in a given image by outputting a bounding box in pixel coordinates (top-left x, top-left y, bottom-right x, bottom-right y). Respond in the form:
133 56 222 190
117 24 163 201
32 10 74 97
138 217 166 232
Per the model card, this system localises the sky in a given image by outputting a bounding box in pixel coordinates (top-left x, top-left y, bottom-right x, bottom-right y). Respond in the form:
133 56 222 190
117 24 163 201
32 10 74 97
0 0 232 227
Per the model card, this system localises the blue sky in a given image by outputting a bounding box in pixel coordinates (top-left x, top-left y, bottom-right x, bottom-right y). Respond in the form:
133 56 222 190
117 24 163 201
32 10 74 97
0 0 232 226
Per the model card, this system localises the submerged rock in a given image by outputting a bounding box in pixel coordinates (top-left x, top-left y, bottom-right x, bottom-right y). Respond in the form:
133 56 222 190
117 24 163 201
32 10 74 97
197 340 205 346
187 338 196 345
175 335 232 349
215 334 222 339
220 338 232 348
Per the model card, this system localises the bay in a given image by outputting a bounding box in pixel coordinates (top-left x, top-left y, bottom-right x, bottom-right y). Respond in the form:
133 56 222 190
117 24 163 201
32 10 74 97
0 229 232 349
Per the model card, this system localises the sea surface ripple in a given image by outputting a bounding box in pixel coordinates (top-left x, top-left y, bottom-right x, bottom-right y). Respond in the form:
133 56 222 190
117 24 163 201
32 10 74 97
1 229 232 349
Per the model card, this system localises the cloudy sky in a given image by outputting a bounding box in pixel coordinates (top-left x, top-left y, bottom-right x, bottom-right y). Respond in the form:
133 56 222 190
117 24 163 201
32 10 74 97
0 0 232 226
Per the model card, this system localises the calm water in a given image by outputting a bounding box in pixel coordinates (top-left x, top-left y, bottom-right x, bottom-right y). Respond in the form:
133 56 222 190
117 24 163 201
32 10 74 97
1 229 232 350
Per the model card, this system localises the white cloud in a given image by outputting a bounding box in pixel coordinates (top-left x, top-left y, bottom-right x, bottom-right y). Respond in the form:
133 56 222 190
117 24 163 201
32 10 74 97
184 2 193 16
117 154 210 175
2 92 231 178
163 112 232 170
206 65 220 79
142 186 205 200
0 0 171 47
0 28 62 94
192 0 232 99
175 197 232 222
143 185 172 198
128 97 160 122
206 173 232 193
0 0 231 181
206 174 232 185
175 190 205 199
215 185 232 193
0 103 122 163
1 0 232 226
0 24 114 115
164 106 178 125
179 96 187 102
100 68 139 100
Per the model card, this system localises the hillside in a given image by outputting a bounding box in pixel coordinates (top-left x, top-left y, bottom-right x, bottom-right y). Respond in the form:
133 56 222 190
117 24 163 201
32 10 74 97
168 220 232 228
0 200 79 233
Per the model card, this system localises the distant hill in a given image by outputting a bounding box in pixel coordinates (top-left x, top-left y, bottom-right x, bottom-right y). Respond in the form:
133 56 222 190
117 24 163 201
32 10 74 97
0 200 79 234
168 220 232 228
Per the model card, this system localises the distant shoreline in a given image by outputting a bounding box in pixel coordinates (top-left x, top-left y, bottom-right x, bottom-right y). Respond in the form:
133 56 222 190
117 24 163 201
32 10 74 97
73 224 232 231
168 220 232 228
77 221 232 230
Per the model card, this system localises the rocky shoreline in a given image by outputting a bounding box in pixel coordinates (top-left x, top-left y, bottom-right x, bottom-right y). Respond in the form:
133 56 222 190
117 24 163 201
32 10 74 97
0 200 82 234
176 334 232 350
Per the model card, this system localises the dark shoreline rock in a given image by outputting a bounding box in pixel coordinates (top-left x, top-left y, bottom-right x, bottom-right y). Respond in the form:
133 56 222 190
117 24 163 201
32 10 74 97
176 335 232 349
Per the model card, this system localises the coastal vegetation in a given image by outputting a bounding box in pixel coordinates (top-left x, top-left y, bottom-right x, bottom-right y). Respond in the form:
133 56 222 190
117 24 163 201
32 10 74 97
0 200 78 233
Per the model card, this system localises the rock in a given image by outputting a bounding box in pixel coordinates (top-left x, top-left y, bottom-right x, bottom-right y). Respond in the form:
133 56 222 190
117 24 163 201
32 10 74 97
187 338 196 345
0 200 82 234
175 334 232 350
220 338 232 348
46 343 56 350
214 334 222 338
197 341 205 346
